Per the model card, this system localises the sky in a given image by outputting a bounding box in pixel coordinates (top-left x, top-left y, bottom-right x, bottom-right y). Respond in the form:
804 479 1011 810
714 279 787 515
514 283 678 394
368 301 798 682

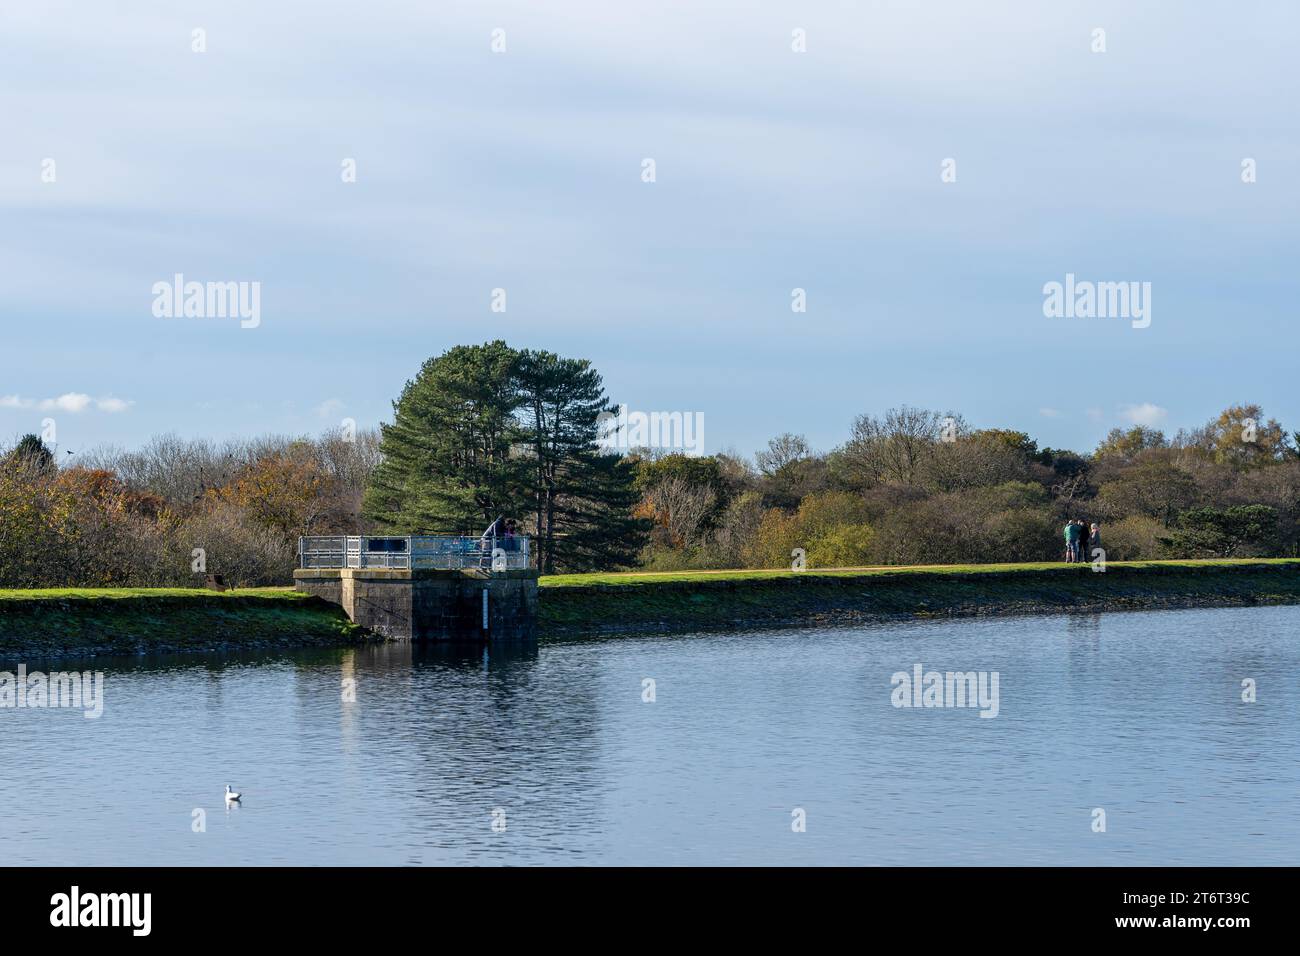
2 1 1297 462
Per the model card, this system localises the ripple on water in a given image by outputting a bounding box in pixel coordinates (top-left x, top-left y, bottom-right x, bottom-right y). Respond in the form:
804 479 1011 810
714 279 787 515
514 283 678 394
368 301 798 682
1 605 1297 865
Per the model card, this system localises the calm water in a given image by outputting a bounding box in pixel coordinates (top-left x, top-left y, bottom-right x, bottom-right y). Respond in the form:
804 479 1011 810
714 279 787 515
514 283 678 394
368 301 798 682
2 605 1298 866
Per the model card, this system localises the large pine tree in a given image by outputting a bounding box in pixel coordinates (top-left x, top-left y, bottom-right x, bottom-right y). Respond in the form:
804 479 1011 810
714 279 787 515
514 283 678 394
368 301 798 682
363 341 528 533
514 349 644 572
363 342 645 571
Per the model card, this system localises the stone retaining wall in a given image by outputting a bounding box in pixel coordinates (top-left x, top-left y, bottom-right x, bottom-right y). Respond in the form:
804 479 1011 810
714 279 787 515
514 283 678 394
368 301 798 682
294 568 538 640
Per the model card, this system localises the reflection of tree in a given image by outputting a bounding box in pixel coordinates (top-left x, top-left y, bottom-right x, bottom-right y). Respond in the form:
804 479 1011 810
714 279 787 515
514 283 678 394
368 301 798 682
65 641 607 863
396 639 606 862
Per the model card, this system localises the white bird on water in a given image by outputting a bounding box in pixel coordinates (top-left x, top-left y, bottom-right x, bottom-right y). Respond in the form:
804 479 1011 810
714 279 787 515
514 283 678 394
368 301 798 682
225 784 241 803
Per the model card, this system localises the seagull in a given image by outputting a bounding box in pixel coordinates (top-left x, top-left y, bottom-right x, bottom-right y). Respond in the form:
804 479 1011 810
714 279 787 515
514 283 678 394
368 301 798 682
225 784 241 803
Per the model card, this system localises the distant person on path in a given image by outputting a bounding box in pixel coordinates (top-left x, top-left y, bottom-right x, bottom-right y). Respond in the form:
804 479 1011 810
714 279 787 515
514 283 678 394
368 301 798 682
503 518 517 552
1089 522 1101 560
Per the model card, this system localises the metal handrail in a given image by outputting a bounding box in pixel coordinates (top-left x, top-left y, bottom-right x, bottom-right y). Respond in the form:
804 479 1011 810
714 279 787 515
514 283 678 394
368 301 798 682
298 534 531 571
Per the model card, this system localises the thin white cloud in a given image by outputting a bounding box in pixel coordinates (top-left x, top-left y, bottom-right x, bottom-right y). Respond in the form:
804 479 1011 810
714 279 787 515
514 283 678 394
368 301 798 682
1038 407 1062 418
39 393 92 413
1119 403 1169 427
0 393 132 414
314 398 345 418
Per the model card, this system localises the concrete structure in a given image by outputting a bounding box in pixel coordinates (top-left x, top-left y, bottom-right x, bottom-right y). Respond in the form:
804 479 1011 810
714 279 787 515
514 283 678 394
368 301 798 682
294 535 538 641
293 567 540 641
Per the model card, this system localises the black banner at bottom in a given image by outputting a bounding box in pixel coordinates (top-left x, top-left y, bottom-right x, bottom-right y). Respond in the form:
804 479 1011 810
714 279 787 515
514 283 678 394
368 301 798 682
0 866 1279 941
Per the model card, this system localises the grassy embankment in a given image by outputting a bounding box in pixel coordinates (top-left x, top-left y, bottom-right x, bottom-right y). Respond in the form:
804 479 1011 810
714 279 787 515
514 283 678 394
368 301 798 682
2 559 1299 656
0 588 363 659
537 559 1300 634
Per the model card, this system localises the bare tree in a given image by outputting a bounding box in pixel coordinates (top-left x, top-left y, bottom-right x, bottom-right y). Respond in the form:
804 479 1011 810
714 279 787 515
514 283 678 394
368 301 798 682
756 433 811 476
841 407 963 487
646 476 718 549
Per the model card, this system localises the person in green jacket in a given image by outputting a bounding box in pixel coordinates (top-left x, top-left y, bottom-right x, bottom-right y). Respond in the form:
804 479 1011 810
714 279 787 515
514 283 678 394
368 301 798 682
1063 519 1080 562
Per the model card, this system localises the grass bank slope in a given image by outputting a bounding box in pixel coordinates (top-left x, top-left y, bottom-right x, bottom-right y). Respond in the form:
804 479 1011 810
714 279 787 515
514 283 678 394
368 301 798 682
4 560 1299 656
538 559 1300 635
0 588 366 660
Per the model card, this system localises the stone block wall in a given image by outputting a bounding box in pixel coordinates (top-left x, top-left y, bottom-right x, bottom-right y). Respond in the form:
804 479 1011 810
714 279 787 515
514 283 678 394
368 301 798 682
293 568 539 641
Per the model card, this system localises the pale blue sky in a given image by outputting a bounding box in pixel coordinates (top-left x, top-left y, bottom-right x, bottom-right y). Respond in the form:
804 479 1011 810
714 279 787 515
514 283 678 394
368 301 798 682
2 1 1297 460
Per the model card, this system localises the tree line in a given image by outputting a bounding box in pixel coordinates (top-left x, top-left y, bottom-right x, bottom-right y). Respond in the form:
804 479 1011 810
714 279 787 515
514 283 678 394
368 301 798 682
2 340 1297 587
636 403 1299 570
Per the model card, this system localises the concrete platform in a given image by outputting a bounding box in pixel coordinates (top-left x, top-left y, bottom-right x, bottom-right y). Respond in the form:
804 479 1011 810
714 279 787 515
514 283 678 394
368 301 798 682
294 567 539 641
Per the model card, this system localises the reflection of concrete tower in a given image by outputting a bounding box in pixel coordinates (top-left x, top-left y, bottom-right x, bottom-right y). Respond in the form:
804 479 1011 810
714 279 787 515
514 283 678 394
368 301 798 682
410 640 539 670
341 648 356 689
340 648 358 754
398 638 604 848
333 643 415 766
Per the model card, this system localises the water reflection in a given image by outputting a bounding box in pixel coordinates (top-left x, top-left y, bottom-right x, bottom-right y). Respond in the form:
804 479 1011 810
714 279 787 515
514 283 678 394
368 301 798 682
1 606 1298 865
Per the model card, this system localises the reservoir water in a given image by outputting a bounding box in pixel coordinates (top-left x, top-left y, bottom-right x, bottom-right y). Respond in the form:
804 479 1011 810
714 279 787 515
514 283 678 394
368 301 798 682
2 604 1297 865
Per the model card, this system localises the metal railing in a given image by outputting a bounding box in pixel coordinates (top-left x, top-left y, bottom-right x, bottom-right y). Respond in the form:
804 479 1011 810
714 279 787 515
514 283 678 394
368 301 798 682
298 535 531 571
